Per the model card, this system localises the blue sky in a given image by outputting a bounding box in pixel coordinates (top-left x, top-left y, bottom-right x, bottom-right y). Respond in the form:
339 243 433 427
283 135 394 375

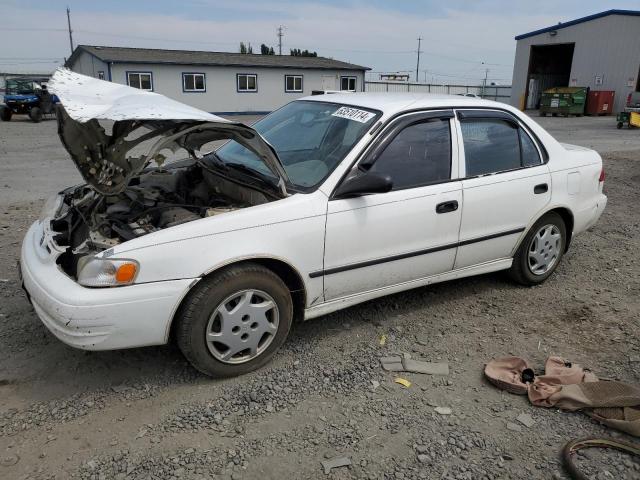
2 1 638 84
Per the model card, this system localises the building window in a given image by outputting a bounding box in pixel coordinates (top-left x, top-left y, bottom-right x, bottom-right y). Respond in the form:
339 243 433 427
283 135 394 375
127 72 153 91
97 71 105 80
183 73 206 92
340 76 357 91
285 75 303 93
237 74 257 92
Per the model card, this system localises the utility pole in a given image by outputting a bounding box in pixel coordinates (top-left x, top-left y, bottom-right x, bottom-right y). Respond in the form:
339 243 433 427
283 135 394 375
277 26 284 55
482 68 489 98
415 37 422 83
66 7 74 55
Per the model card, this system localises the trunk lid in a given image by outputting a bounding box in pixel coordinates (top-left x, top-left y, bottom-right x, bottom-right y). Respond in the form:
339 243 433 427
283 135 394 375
48 68 288 196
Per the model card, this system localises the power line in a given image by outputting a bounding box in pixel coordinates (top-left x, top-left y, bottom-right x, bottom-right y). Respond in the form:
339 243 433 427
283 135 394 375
415 37 422 83
277 25 284 55
66 6 74 55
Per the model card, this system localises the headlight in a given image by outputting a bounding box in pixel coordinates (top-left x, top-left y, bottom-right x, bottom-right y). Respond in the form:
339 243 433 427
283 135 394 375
39 194 62 222
77 257 139 287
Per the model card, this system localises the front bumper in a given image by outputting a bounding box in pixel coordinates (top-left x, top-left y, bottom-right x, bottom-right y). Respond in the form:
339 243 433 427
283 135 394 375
20 221 195 350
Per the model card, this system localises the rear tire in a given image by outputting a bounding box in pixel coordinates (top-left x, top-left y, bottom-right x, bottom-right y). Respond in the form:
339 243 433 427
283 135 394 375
176 263 293 377
508 212 566 286
29 106 42 122
0 106 11 121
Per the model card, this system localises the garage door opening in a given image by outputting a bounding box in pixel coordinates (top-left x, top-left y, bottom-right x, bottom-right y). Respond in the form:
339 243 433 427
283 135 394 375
525 43 575 109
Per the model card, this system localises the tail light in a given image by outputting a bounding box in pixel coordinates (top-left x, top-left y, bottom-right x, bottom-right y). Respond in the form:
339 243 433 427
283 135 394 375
599 167 605 183
627 93 632 107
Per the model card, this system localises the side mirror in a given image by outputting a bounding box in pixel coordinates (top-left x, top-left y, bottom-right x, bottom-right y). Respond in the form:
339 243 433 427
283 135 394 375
333 171 393 199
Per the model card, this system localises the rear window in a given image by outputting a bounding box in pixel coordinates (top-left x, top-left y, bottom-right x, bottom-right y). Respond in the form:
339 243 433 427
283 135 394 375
460 118 541 176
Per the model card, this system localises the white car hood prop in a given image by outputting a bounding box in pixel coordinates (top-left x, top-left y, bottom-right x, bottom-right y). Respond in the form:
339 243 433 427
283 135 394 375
48 68 288 196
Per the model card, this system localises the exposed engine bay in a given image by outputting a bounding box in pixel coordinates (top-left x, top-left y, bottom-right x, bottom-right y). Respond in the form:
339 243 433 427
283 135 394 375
45 70 291 280
52 159 277 277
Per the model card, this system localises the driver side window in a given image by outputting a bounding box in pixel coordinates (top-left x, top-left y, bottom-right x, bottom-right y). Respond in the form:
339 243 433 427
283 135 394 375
368 119 452 190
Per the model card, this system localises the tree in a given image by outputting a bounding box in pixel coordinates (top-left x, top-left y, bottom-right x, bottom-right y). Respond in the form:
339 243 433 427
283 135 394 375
290 48 317 57
260 44 275 55
239 42 253 54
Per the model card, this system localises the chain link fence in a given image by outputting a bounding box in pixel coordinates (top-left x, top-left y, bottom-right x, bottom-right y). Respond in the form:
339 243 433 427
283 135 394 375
365 81 511 103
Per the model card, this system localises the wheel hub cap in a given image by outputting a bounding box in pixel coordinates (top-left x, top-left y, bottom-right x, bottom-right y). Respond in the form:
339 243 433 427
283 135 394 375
206 289 279 365
528 224 561 275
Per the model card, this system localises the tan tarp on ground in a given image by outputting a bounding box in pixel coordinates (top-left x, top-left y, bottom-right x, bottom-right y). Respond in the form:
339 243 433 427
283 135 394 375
485 356 640 437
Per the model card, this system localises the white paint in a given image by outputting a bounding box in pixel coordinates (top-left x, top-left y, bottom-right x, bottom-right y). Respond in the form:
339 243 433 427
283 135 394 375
48 68 227 123
22 92 608 351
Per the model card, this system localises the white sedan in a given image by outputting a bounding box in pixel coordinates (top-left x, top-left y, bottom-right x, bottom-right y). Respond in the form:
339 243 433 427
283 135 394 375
20 70 607 377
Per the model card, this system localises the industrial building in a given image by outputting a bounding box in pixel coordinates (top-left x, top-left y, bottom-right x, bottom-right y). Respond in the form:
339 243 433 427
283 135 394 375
66 45 369 114
509 9 640 113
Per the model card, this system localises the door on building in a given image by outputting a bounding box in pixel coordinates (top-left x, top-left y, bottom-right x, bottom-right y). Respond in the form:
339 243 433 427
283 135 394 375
525 43 575 110
322 110 462 300
322 75 336 91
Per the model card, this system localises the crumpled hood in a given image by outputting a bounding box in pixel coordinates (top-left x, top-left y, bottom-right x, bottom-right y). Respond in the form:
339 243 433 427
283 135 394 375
48 68 288 196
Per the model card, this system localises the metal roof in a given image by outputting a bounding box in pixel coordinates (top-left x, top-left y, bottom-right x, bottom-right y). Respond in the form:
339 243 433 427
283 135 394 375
515 9 640 40
68 45 369 71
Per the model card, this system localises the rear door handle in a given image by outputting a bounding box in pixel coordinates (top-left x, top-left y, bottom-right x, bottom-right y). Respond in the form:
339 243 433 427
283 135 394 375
534 183 548 194
436 200 459 214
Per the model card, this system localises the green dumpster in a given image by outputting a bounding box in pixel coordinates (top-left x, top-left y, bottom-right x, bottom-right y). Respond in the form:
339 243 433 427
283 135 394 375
539 87 587 117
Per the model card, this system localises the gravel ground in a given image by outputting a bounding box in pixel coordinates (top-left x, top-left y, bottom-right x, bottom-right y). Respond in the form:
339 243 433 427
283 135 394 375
0 113 639 480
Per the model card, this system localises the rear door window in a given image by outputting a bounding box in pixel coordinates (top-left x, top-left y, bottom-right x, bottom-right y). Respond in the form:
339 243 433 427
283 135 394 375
460 117 542 176
460 119 520 176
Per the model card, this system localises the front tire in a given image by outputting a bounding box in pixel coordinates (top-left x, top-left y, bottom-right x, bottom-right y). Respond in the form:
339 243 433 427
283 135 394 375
176 263 293 377
29 106 42 122
508 212 566 286
0 106 11 121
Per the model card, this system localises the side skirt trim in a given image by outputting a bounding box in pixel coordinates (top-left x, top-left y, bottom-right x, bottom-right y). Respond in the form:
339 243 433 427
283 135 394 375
304 258 513 320
309 227 524 278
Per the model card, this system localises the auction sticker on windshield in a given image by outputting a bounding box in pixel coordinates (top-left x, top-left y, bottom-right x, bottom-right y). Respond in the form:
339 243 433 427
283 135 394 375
332 106 376 123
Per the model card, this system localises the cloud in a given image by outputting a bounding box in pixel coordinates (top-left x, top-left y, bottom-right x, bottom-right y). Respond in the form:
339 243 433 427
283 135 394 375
1 1 636 83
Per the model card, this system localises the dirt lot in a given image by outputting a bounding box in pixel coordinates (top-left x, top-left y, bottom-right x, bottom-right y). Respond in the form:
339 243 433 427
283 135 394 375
0 113 639 480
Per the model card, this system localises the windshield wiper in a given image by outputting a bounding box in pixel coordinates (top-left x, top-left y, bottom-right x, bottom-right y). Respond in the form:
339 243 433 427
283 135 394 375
225 162 279 187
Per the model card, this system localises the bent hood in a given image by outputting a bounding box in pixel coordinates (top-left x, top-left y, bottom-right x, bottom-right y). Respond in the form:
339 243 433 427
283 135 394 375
48 68 288 196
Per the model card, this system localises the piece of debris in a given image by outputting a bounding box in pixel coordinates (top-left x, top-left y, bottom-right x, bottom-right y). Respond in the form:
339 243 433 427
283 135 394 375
371 380 380 390
321 456 351 474
380 355 449 375
395 377 412 388
135 428 148 439
629 356 640 364
379 334 386 346
402 358 449 375
516 413 536 428
380 356 404 372
434 407 452 415
0 279 9 283
506 422 522 432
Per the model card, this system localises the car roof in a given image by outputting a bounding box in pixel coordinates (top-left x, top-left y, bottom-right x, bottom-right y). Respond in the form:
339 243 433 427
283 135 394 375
300 92 511 117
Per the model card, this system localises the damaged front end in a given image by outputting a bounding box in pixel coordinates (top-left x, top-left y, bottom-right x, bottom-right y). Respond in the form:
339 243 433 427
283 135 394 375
44 69 289 281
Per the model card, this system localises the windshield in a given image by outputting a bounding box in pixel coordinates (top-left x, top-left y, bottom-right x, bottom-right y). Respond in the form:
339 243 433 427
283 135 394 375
211 100 380 190
6 79 39 95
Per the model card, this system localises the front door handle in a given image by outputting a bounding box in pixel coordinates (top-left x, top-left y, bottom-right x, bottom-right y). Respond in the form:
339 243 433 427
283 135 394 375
436 200 459 214
534 183 548 194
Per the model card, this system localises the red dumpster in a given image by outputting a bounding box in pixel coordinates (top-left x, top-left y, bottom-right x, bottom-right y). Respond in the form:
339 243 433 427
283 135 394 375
586 90 615 115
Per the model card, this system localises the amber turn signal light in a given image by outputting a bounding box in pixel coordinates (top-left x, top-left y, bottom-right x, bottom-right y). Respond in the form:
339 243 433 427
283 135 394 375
115 263 138 283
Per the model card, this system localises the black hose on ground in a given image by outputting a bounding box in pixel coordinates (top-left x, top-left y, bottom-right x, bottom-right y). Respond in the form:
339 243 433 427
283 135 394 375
562 437 640 480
